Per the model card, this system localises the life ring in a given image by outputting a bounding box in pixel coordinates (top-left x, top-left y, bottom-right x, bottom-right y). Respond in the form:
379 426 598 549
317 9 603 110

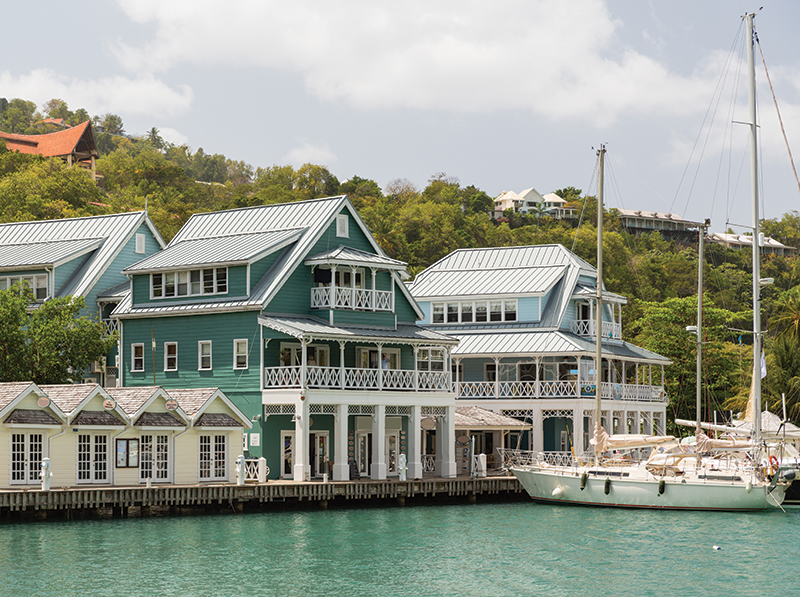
768 455 779 476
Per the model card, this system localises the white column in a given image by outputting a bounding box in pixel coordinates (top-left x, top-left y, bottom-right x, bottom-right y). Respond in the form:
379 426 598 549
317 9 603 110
573 408 584 456
371 405 387 479
293 399 309 481
339 341 346 390
531 408 544 452
435 416 444 475
332 404 349 481
440 406 457 478
407 405 423 479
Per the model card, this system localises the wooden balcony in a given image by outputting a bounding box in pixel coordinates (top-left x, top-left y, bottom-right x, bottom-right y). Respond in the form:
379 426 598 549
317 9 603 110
456 380 665 402
569 319 622 340
310 287 393 311
263 366 450 392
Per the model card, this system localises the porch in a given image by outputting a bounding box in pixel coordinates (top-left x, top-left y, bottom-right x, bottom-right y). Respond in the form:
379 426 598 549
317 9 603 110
456 380 665 402
263 365 450 392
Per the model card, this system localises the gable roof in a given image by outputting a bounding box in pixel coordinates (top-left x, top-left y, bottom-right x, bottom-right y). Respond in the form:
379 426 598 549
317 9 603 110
0 212 165 298
455 406 527 429
409 245 594 301
0 238 103 271
116 196 425 320
0 121 97 159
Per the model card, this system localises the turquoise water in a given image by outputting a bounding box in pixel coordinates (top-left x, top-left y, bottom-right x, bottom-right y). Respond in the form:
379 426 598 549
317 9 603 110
2 503 799 597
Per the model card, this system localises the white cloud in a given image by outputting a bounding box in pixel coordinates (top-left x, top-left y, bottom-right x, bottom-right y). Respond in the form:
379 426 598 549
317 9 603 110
282 142 337 167
0 69 192 119
158 127 189 146
111 0 715 125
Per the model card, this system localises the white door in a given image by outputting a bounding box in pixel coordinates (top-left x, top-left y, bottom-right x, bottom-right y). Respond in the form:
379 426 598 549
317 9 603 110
199 434 228 481
10 433 43 485
281 431 295 479
309 432 329 477
139 434 171 483
78 433 109 484
385 431 399 476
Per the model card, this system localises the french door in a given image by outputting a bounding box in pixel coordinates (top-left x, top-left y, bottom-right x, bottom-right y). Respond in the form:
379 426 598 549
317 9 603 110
77 433 109 484
308 432 329 478
139 434 171 483
10 433 43 485
199 434 227 481
281 431 295 479
386 431 399 476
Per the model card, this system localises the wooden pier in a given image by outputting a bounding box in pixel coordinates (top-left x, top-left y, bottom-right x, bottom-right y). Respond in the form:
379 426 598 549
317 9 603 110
0 476 526 521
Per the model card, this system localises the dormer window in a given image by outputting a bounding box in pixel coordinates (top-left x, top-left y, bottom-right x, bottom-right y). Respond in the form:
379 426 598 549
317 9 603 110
152 267 228 299
1 274 48 301
430 299 517 324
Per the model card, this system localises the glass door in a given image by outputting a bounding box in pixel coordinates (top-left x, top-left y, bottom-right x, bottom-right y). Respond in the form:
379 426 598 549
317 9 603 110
139 434 171 483
308 432 329 477
385 431 399 476
11 433 43 485
281 431 295 479
356 431 372 476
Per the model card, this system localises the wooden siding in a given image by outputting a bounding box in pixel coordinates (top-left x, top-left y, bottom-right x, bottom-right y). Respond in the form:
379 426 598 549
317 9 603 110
518 297 540 322
248 248 284 295
332 310 396 327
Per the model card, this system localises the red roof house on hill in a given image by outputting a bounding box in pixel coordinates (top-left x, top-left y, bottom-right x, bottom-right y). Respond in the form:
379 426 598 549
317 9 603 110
0 120 100 181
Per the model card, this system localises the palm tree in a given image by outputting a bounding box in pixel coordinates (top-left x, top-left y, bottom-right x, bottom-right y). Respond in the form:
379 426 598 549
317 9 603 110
770 288 800 341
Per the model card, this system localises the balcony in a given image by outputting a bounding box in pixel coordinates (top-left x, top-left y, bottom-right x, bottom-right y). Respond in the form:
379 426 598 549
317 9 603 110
456 380 665 403
310 287 393 312
263 365 450 392
570 319 622 340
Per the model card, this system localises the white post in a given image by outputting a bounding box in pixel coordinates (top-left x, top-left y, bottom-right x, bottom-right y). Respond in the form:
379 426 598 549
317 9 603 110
235 455 245 486
407 405 423 479
440 406 457 478
333 404 349 481
339 341 346 390
40 457 52 491
371 405 387 479
293 400 308 481
257 457 268 483
573 409 584 457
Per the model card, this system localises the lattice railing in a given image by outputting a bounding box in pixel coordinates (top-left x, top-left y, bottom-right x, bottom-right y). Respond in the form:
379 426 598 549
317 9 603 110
264 404 295 415
421 406 446 417
349 405 375 415
383 369 414 390
310 287 392 312
307 366 341 388
243 458 270 482
422 455 436 472
264 366 301 387
386 406 411 416
265 365 450 392
456 379 664 402
569 319 622 340
309 404 337 414
345 367 379 390
417 371 449 391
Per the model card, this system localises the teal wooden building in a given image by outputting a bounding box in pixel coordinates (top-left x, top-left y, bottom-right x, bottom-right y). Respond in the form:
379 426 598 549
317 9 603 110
0 212 165 386
114 196 458 481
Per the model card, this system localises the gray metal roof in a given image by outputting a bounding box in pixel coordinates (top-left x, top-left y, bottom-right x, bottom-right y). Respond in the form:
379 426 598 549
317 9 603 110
112 291 260 318
124 228 304 273
258 313 458 345
0 238 103 270
0 212 164 297
97 281 131 300
409 264 566 298
305 245 407 270
450 330 670 363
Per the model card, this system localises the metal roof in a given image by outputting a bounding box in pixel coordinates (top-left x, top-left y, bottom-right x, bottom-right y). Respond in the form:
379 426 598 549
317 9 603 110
258 313 458 345
450 330 670 363
0 212 164 297
0 238 103 270
305 245 407 270
409 264 566 298
112 291 259 318
124 228 304 273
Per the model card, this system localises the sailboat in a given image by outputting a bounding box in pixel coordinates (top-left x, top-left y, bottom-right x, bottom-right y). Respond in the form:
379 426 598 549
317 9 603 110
511 13 792 510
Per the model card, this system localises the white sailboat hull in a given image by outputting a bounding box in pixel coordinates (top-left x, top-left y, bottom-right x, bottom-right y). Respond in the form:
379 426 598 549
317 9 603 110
512 465 787 511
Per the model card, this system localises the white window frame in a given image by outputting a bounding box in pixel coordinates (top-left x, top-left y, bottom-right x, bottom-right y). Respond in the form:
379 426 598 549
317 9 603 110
280 343 329 367
199 433 228 482
233 339 248 370
198 341 212 371
417 347 445 372
430 299 518 324
281 430 295 479
164 342 178 371
10 432 45 485
357 346 401 369
132 343 145 372
139 433 171 483
336 213 349 238
1 274 49 301
151 267 228 300
135 233 146 254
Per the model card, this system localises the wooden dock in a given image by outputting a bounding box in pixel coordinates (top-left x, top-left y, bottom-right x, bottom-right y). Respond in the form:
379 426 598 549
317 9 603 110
0 476 527 521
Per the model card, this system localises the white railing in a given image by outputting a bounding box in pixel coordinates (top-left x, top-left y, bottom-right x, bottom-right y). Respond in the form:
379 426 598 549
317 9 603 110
310 287 392 312
264 366 450 392
570 319 622 340
422 455 436 472
497 449 577 469
456 380 665 402
243 457 270 482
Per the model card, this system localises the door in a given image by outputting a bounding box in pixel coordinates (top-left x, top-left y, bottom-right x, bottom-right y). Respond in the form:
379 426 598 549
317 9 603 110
281 431 295 479
139 434 171 483
78 433 109 484
356 431 372 476
199 434 228 481
10 433 43 485
385 431 399 476
308 432 329 478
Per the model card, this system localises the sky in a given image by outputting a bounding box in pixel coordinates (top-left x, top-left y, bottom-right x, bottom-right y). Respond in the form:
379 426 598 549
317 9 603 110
3 0 800 233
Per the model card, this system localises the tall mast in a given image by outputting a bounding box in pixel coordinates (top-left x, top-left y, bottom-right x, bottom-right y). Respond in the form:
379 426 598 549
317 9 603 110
746 13 762 445
696 219 710 440
595 145 605 453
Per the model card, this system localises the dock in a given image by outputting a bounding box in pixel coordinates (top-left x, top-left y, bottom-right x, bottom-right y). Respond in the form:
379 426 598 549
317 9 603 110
0 476 526 521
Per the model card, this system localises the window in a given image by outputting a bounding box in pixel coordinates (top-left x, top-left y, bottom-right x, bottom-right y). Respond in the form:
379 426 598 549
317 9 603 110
234 339 248 369
132 343 145 372
490 301 503 322
429 300 518 324
135 233 146 254
116 439 139 467
336 214 349 238
417 348 444 372
461 302 473 323
199 341 212 370
1 274 48 301
504 300 517 322
280 343 330 367
164 342 178 371
432 303 444 324
475 302 487 322
199 434 227 481
11 433 43 484
485 363 497 382
447 303 459 323
140 434 170 482
151 267 228 299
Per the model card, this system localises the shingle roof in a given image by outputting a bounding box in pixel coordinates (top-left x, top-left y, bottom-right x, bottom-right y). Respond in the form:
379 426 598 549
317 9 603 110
123 228 304 273
71 410 126 426
0 382 37 411
0 238 103 270
134 411 185 427
163 388 218 417
39 384 100 415
104 386 162 416
0 211 163 298
4 408 61 425
195 412 243 427
455 406 527 428
0 121 96 158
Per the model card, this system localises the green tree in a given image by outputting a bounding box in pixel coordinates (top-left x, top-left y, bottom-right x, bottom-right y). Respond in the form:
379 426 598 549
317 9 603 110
0 285 117 384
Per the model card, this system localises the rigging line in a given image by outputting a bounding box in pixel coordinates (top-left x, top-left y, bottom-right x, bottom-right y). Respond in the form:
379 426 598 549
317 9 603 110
571 152 599 254
757 35 800 199
672 21 745 216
